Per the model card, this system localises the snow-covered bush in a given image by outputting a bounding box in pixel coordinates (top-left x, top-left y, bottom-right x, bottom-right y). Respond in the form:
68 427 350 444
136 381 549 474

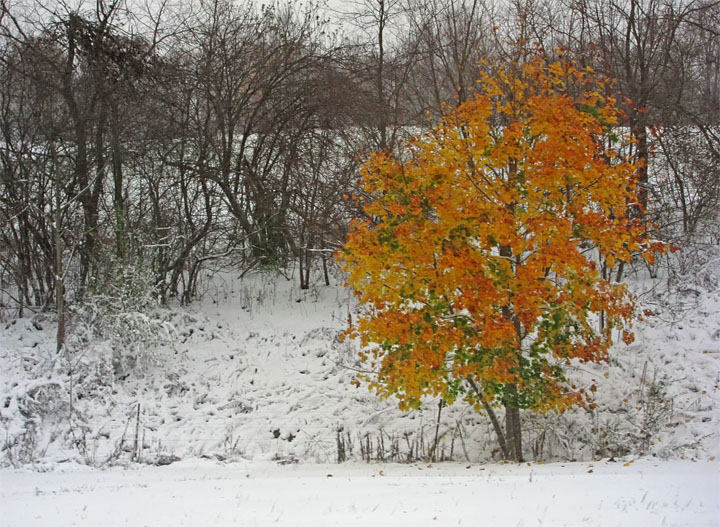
2 378 67 467
73 264 175 378
582 373 674 459
0 314 99 466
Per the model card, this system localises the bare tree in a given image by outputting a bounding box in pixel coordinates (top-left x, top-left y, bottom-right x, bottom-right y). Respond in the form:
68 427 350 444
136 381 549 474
337 0 419 151
403 0 497 118
561 0 719 212
166 1 331 266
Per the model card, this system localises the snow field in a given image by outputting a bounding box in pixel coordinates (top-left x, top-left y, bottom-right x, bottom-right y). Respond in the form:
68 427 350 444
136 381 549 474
1 458 718 527
1 265 719 466
1 256 719 526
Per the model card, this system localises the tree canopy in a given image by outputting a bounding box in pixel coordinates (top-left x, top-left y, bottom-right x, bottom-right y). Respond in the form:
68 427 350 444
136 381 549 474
339 56 664 458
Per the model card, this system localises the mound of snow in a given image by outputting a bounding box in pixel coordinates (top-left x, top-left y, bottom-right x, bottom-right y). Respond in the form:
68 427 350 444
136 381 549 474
1 261 718 467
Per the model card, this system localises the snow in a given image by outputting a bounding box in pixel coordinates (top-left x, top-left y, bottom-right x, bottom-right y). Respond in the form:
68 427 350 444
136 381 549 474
2 458 718 526
1 251 719 525
2 267 718 467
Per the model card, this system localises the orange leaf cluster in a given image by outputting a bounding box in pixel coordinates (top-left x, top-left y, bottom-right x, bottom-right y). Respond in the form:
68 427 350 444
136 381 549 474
338 56 663 413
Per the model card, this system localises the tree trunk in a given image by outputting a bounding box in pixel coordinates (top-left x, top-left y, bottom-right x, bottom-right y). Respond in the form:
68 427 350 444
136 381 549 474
303 246 311 290
377 0 387 151
53 142 65 354
633 123 649 213
111 100 125 260
467 377 509 459
504 401 523 462
321 243 330 287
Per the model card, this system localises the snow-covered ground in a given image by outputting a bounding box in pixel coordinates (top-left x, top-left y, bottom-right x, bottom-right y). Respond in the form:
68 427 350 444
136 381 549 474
1 251 719 525
2 458 718 526
2 262 719 466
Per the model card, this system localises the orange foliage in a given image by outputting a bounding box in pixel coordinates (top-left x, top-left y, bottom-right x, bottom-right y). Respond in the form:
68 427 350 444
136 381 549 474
338 56 664 413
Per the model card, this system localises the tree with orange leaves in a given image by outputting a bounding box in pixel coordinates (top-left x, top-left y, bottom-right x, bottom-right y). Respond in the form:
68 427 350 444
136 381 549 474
338 55 665 462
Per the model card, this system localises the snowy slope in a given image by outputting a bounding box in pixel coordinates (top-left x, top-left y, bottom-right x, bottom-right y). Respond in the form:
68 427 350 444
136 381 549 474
1 253 719 468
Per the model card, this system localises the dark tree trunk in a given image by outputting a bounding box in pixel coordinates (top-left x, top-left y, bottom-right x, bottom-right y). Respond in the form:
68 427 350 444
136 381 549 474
632 123 649 213
467 378 510 459
504 400 523 462
52 142 65 354
111 100 125 260
321 245 330 287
